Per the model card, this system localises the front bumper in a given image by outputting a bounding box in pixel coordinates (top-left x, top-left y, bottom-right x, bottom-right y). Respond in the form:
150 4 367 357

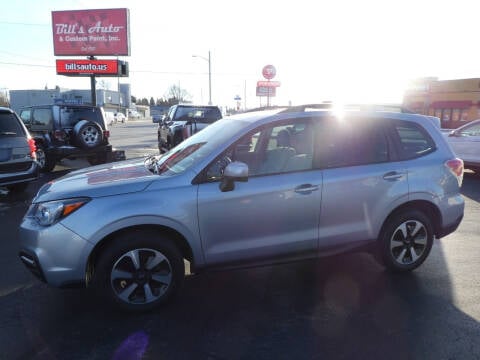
18 217 94 287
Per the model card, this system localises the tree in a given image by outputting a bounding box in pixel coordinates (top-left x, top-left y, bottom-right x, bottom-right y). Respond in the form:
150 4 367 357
165 84 191 104
131 95 137 104
0 91 9 107
149 97 155 106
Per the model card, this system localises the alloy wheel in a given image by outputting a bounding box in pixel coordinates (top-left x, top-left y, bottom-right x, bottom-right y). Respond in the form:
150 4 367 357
389 220 428 265
110 248 173 305
81 126 100 146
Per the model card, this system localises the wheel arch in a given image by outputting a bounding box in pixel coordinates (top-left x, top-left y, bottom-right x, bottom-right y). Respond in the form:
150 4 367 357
86 224 194 286
379 200 442 240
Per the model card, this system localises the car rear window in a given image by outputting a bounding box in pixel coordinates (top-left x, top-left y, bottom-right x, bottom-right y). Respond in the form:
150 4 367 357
175 107 222 123
392 121 436 159
60 107 102 127
0 112 25 136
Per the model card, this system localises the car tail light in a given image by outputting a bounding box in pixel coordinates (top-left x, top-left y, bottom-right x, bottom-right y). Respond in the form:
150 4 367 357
103 130 110 138
27 137 37 160
54 130 67 141
445 158 464 186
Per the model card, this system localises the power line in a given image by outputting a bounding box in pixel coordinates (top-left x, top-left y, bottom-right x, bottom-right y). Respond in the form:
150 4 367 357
0 61 53 68
0 21 49 27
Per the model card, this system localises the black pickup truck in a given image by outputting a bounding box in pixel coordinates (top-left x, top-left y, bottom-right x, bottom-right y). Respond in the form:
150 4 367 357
157 104 222 153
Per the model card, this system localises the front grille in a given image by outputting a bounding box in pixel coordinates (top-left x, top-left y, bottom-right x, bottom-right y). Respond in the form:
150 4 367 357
0 161 32 174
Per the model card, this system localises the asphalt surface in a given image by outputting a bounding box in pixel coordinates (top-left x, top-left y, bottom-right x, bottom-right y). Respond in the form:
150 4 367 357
1 120 480 360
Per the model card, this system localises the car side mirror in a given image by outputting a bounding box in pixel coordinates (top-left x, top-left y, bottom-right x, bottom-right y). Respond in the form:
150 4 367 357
219 161 249 192
449 130 459 137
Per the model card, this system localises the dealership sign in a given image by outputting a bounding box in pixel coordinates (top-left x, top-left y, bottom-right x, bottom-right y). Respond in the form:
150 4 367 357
52 8 130 56
257 81 281 87
56 59 129 76
256 86 276 97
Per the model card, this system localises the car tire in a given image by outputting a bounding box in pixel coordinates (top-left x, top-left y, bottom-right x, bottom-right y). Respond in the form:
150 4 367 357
92 230 185 312
378 209 434 272
36 144 56 173
73 120 103 149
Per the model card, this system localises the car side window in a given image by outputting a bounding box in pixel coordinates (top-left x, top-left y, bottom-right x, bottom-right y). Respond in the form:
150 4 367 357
459 123 480 136
32 108 53 129
204 120 314 182
19 110 31 125
392 121 435 160
316 118 389 169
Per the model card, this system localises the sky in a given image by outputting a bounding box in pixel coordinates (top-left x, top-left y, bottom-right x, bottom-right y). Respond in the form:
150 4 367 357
1 0 480 109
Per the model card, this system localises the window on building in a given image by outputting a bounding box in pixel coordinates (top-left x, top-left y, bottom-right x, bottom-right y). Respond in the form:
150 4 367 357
442 109 451 122
452 109 460 122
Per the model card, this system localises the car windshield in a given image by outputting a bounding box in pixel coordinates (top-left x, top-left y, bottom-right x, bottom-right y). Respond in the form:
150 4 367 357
145 118 248 176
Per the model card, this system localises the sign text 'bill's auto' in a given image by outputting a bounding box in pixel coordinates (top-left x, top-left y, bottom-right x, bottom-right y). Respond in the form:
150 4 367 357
52 8 130 56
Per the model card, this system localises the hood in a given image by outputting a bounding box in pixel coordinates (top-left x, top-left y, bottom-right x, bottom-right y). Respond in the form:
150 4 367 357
34 158 156 203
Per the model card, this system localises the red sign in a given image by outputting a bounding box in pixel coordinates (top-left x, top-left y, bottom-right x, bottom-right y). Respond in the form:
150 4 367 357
52 8 130 56
262 65 276 80
257 81 281 87
56 59 119 76
256 86 276 97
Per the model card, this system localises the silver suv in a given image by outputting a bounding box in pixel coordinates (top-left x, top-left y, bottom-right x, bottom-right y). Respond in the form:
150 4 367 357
0 107 39 192
19 106 465 311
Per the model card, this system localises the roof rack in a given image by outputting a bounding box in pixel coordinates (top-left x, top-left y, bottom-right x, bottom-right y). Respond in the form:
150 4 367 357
279 103 415 114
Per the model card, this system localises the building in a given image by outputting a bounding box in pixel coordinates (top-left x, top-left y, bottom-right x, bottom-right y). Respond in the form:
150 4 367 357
403 77 480 129
9 85 131 115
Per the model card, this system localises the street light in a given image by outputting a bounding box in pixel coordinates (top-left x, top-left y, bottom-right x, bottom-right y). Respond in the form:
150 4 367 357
192 50 212 105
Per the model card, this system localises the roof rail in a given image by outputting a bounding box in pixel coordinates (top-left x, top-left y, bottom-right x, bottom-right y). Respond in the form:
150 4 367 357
279 103 415 114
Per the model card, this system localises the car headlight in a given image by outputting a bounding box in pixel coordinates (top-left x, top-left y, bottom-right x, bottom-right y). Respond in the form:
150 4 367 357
27 198 90 226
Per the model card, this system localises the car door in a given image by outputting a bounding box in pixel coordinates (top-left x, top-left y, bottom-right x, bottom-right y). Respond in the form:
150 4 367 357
447 121 480 166
316 116 409 249
197 118 322 266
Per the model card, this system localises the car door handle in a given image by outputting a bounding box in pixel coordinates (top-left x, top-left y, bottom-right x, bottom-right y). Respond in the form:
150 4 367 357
383 171 406 181
294 184 319 194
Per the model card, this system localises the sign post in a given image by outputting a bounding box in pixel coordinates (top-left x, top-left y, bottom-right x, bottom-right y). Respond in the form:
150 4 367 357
261 65 277 107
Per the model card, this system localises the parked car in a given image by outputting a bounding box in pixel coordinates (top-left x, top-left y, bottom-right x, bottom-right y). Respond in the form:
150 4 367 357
0 107 39 192
19 104 113 171
114 112 127 124
19 106 464 312
128 109 141 119
158 104 222 152
442 119 480 173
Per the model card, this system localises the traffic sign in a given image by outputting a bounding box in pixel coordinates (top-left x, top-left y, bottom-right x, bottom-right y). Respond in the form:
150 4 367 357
262 65 276 80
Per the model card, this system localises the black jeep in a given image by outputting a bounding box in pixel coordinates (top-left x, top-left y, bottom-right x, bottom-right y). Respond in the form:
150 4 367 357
19 104 113 172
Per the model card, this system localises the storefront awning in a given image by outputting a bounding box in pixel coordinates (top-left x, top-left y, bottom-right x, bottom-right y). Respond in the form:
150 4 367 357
431 101 472 109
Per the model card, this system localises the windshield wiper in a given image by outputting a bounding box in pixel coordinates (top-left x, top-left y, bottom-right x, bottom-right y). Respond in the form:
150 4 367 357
0 131 17 136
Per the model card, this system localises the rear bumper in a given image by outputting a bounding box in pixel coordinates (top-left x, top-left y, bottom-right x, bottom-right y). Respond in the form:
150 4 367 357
48 144 112 159
0 161 39 186
437 193 465 238
439 214 464 238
